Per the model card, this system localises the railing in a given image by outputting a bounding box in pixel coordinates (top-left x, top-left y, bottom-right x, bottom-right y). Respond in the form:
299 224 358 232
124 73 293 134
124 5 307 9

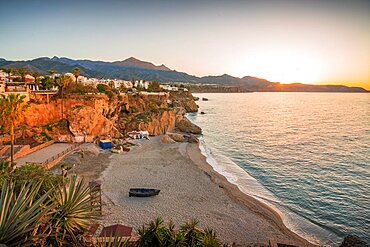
25 143 81 167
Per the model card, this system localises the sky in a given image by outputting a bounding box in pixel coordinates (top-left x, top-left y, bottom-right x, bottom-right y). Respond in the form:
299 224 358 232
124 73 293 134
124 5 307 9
0 0 369 89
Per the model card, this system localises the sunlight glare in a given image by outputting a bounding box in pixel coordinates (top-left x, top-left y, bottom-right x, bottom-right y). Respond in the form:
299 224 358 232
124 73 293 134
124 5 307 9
247 50 322 84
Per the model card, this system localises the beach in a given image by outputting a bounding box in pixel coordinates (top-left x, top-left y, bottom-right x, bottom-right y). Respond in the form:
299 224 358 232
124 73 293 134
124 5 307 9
73 136 316 246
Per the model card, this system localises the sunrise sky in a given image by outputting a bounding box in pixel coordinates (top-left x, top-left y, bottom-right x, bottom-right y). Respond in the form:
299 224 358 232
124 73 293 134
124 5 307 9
0 0 369 89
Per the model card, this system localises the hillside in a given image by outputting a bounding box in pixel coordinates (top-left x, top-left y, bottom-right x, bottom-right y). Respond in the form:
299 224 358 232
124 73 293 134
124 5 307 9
112 57 171 71
0 57 367 92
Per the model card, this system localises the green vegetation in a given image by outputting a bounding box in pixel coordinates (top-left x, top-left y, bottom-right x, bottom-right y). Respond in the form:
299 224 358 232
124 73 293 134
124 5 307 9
66 83 97 95
44 123 53 131
72 67 81 83
135 111 151 124
0 165 97 246
72 104 85 110
97 83 116 99
138 217 221 247
41 131 53 142
130 106 138 113
0 164 223 246
0 94 29 165
147 81 162 92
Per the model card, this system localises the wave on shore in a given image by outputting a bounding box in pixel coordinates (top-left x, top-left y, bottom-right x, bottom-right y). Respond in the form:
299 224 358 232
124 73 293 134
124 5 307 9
197 136 339 246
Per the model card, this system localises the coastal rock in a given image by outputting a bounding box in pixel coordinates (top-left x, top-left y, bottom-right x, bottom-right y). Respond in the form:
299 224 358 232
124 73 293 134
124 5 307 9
68 106 114 142
339 235 369 247
170 91 198 112
176 118 202 134
168 133 186 142
160 134 175 143
184 134 199 143
137 110 176 136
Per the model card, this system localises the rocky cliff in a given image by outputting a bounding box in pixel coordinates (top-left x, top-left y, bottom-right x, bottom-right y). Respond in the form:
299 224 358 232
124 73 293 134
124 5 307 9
22 91 200 142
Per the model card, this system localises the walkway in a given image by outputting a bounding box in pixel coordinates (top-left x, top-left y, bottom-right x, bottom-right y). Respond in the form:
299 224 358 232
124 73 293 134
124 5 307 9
15 143 76 167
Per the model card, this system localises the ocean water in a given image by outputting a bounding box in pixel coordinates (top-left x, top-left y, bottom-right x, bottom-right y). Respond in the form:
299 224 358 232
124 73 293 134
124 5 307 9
187 93 370 246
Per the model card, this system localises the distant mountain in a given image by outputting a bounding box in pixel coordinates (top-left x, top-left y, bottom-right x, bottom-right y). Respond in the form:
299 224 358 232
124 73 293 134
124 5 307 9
0 57 367 92
112 57 171 71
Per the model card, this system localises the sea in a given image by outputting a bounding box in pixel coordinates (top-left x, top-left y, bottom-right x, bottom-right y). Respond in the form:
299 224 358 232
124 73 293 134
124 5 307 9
187 92 370 246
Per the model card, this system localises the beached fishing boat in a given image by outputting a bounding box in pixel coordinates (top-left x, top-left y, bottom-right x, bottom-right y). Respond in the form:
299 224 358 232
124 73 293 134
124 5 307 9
129 188 160 197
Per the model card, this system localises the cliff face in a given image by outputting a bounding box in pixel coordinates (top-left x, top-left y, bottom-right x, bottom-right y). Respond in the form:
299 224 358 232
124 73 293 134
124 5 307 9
22 91 200 142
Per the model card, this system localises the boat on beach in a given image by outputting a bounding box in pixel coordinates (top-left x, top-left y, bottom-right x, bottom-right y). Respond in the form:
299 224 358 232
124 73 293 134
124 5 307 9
129 188 160 197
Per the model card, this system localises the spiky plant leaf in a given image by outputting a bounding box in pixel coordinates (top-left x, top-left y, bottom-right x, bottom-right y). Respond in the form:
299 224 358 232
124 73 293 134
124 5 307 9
0 180 52 247
180 218 203 246
50 176 98 245
202 228 221 247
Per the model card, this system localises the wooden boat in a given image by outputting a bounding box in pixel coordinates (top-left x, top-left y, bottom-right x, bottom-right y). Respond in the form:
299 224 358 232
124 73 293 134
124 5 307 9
129 188 160 197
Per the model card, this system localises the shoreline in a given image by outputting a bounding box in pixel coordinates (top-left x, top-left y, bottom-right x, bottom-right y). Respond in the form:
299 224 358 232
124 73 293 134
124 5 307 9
92 136 317 246
186 141 317 246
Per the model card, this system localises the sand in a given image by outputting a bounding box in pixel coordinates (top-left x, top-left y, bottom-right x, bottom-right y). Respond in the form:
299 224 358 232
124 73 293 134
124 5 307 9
88 136 317 246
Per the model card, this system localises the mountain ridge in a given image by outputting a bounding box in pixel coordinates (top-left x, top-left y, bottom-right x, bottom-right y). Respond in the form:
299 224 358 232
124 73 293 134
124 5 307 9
0 57 367 92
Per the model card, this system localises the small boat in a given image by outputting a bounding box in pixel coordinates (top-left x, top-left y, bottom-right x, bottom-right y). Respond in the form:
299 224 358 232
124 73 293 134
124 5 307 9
129 188 160 197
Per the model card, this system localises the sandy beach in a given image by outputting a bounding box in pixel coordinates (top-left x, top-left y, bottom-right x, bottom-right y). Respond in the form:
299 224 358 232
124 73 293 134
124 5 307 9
72 136 315 246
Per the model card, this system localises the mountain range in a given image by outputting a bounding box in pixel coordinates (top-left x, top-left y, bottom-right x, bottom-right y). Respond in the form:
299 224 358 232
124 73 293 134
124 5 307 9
0 56 367 92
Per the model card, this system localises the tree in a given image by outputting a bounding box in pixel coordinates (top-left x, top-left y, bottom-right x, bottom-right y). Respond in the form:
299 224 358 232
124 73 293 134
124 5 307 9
48 70 57 76
16 68 28 82
31 71 41 90
55 75 73 119
1 68 13 81
0 94 28 166
148 81 162 92
72 67 81 83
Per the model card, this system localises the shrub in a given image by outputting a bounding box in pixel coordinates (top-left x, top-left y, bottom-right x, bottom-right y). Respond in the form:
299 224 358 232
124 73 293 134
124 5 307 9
130 106 138 113
97 84 110 93
137 217 222 247
0 167 97 246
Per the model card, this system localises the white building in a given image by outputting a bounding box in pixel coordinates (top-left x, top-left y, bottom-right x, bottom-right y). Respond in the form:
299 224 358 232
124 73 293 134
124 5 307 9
77 76 88 83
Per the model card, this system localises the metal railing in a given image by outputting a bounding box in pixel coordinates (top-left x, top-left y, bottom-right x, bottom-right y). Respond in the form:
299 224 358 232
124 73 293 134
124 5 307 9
25 143 81 167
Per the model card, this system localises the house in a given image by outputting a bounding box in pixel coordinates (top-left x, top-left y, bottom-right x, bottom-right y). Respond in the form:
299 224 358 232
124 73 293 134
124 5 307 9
77 76 88 83
0 82 30 101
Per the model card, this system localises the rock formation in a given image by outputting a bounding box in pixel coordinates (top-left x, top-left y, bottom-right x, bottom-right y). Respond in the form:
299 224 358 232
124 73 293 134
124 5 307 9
67 106 115 142
339 235 369 247
21 90 201 142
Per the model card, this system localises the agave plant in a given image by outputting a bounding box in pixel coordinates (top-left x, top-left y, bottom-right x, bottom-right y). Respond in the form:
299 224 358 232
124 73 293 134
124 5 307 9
0 160 12 174
202 228 221 247
49 176 98 245
137 216 168 247
0 180 52 247
161 220 186 247
180 218 204 246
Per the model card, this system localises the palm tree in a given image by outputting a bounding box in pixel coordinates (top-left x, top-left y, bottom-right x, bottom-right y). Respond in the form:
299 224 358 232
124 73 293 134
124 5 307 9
72 67 81 83
31 71 41 90
54 75 72 119
48 69 57 76
16 68 28 82
0 94 28 166
1 68 13 82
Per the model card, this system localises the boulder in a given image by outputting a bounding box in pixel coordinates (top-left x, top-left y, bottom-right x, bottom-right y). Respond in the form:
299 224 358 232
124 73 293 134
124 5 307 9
68 106 114 142
176 118 202 134
168 133 186 142
339 235 369 247
184 134 199 143
160 134 175 144
138 110 176 136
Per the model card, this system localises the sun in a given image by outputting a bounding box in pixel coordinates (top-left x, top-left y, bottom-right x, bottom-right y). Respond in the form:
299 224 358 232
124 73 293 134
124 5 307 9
244 50 322 84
